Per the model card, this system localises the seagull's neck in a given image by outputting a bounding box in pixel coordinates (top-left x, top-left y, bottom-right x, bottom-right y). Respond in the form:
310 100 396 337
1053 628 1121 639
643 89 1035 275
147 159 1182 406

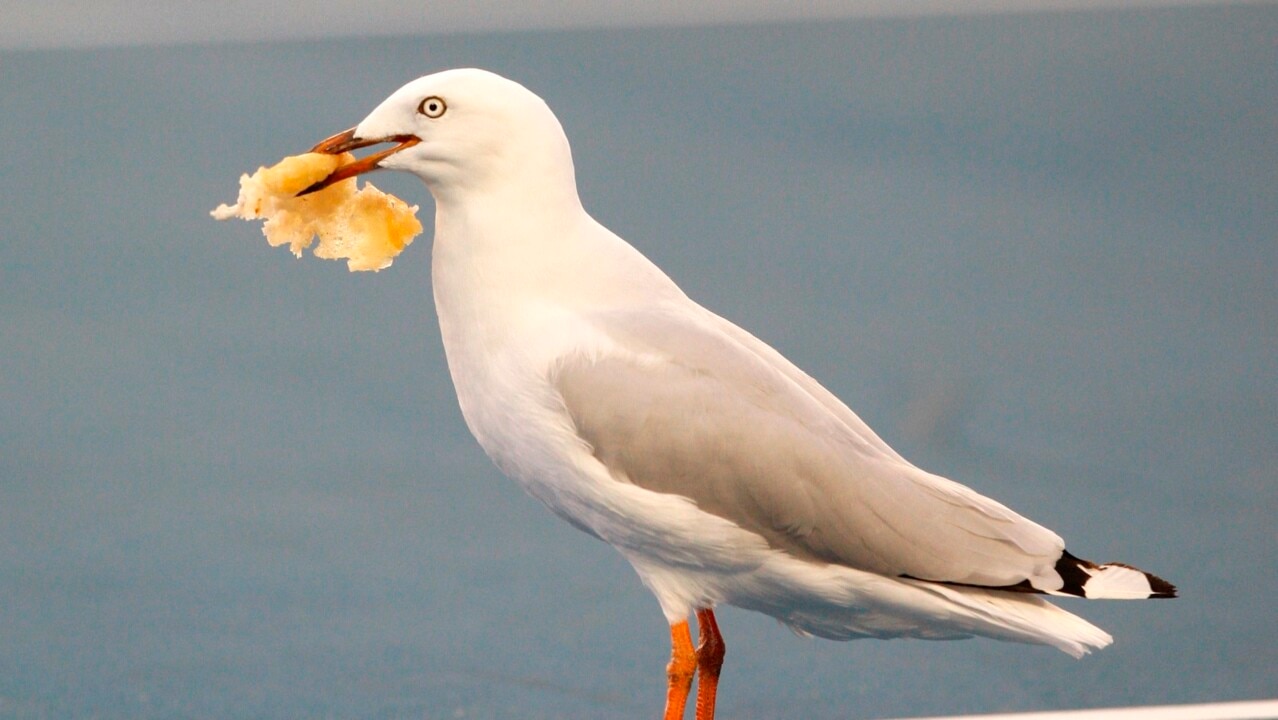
440 172 581 219
430 178 586 330
431 178 587 271
427 177 684 357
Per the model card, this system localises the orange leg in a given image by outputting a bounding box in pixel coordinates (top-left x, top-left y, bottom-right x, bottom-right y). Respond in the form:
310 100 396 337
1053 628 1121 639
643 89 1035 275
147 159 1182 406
694 608 726 720
663 620 696 720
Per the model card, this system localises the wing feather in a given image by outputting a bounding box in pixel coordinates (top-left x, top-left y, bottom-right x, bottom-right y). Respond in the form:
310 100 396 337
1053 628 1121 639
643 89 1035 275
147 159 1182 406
553 304 1066 589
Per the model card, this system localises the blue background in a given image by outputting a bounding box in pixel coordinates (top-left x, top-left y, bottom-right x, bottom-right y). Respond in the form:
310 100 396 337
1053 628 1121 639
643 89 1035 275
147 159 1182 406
2 5 1275 718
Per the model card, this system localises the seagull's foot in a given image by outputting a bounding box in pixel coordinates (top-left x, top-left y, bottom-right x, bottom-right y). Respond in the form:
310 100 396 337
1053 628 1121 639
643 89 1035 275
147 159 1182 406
694 608 725 720
663 620 696 720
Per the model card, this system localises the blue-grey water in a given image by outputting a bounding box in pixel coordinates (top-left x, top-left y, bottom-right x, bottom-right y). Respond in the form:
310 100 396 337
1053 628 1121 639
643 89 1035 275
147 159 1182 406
1 6 1275 719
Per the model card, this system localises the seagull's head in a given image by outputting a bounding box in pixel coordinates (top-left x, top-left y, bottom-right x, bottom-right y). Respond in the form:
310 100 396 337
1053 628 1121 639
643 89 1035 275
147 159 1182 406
302 68 575 200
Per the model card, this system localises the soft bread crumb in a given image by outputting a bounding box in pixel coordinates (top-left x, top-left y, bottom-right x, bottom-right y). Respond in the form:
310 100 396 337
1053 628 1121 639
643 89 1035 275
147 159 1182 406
211 152 422 272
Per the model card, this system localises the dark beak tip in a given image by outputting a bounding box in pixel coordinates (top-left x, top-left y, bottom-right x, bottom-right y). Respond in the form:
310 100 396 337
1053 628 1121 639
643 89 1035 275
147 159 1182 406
296 180 326 197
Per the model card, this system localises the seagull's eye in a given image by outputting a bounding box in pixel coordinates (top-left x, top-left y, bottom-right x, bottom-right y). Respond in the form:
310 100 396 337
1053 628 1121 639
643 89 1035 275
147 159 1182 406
418 96 447 118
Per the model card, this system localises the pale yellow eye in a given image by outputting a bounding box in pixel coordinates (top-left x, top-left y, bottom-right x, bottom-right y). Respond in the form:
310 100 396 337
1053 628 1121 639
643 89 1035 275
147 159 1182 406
418 96 446 118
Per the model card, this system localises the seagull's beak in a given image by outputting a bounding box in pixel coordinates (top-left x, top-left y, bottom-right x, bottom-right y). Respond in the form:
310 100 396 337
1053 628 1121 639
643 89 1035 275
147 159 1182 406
297 127 421 196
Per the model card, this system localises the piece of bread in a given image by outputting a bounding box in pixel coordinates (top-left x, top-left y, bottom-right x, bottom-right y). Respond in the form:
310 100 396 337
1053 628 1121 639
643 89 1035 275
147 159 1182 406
211 153 422 272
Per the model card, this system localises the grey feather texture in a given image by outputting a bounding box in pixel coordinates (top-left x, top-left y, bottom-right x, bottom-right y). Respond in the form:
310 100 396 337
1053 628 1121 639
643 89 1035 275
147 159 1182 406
554 305 1070 592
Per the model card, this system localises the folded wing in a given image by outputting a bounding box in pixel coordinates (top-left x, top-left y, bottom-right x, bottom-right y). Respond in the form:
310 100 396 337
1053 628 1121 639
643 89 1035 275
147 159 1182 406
553 304 1071 591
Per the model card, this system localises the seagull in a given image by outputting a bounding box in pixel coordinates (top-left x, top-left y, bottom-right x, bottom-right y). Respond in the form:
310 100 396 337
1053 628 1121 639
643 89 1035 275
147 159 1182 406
301 68 1176 720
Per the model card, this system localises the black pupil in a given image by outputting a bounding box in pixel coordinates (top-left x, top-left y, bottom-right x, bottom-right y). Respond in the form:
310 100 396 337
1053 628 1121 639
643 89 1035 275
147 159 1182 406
427 102 439 113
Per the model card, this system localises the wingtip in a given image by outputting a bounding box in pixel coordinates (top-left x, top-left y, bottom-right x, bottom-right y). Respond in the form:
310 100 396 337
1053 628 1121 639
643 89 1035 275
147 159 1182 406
1100 561 1178 599
1143 569 1178 599
1055 552 1178 600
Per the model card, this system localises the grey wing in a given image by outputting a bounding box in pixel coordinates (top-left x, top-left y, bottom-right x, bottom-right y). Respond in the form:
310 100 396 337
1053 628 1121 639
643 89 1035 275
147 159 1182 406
553 304 1067 590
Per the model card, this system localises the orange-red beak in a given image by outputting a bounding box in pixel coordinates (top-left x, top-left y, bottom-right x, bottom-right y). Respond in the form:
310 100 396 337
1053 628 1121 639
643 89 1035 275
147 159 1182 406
297 127 421 196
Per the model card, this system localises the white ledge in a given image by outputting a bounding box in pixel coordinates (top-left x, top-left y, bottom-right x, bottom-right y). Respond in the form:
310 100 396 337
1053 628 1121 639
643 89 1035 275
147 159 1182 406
886 699 1278 720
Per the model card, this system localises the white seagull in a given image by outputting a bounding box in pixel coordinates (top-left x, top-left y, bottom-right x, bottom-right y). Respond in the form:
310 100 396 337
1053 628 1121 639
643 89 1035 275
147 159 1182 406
301 68 1175 720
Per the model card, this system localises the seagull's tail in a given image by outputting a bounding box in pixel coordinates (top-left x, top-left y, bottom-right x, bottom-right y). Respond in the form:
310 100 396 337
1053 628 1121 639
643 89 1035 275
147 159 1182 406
735 558 1123 658
1047 551 1178 600
945 588 1116 659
